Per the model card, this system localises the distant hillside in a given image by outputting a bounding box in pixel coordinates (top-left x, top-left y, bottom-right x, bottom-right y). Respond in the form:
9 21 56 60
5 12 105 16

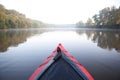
0 4 44 29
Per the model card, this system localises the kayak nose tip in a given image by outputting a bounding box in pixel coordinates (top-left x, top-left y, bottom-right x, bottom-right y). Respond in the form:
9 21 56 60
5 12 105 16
59 43 61 46
57 47 61 52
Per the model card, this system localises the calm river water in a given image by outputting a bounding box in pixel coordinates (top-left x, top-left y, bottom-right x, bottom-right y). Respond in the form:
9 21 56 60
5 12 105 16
0 28 120 80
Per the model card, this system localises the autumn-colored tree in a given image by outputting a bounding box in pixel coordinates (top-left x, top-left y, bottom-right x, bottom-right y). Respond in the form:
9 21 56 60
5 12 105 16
76 21 85 26
0 4 44 29
86 18 93 26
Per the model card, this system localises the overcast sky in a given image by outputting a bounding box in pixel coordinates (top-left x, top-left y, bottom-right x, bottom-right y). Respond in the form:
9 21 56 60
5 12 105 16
0 0 119 24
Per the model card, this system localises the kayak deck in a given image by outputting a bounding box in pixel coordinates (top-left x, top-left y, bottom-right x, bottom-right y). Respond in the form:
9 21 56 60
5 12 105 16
38 57 83 80
29 44 94 80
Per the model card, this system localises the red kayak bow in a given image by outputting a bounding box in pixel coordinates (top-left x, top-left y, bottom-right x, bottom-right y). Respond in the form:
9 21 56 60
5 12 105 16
29 43 94 80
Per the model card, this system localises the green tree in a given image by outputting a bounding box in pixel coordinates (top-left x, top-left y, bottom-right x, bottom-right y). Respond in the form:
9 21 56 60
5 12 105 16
93 14 99 25
93 6 120 26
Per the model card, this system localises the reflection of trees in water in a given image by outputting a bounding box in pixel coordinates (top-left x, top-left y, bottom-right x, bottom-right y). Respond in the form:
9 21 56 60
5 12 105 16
0 29 45 52
76 30 120 53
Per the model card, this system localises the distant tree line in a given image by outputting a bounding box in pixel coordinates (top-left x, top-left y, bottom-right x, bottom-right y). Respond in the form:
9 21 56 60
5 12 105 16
77 6 120 28
0 4 44 29
76 18 94 27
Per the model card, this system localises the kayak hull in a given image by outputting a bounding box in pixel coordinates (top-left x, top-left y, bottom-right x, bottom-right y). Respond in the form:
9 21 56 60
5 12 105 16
29 44 94 80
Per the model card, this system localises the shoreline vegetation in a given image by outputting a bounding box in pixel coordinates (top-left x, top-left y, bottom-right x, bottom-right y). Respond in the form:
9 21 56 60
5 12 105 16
76 6 120 28
0 4 120 29
76 25 120 29
0 4 45 29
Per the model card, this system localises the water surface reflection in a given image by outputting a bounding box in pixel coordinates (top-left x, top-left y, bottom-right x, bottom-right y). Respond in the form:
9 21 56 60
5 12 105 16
0 29 45 52
0 28 120 80
76 29 120 53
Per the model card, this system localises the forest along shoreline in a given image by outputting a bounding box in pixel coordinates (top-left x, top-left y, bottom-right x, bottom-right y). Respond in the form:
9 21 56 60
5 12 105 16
76 6 120 29
0 4 45 29
0 4 120 29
